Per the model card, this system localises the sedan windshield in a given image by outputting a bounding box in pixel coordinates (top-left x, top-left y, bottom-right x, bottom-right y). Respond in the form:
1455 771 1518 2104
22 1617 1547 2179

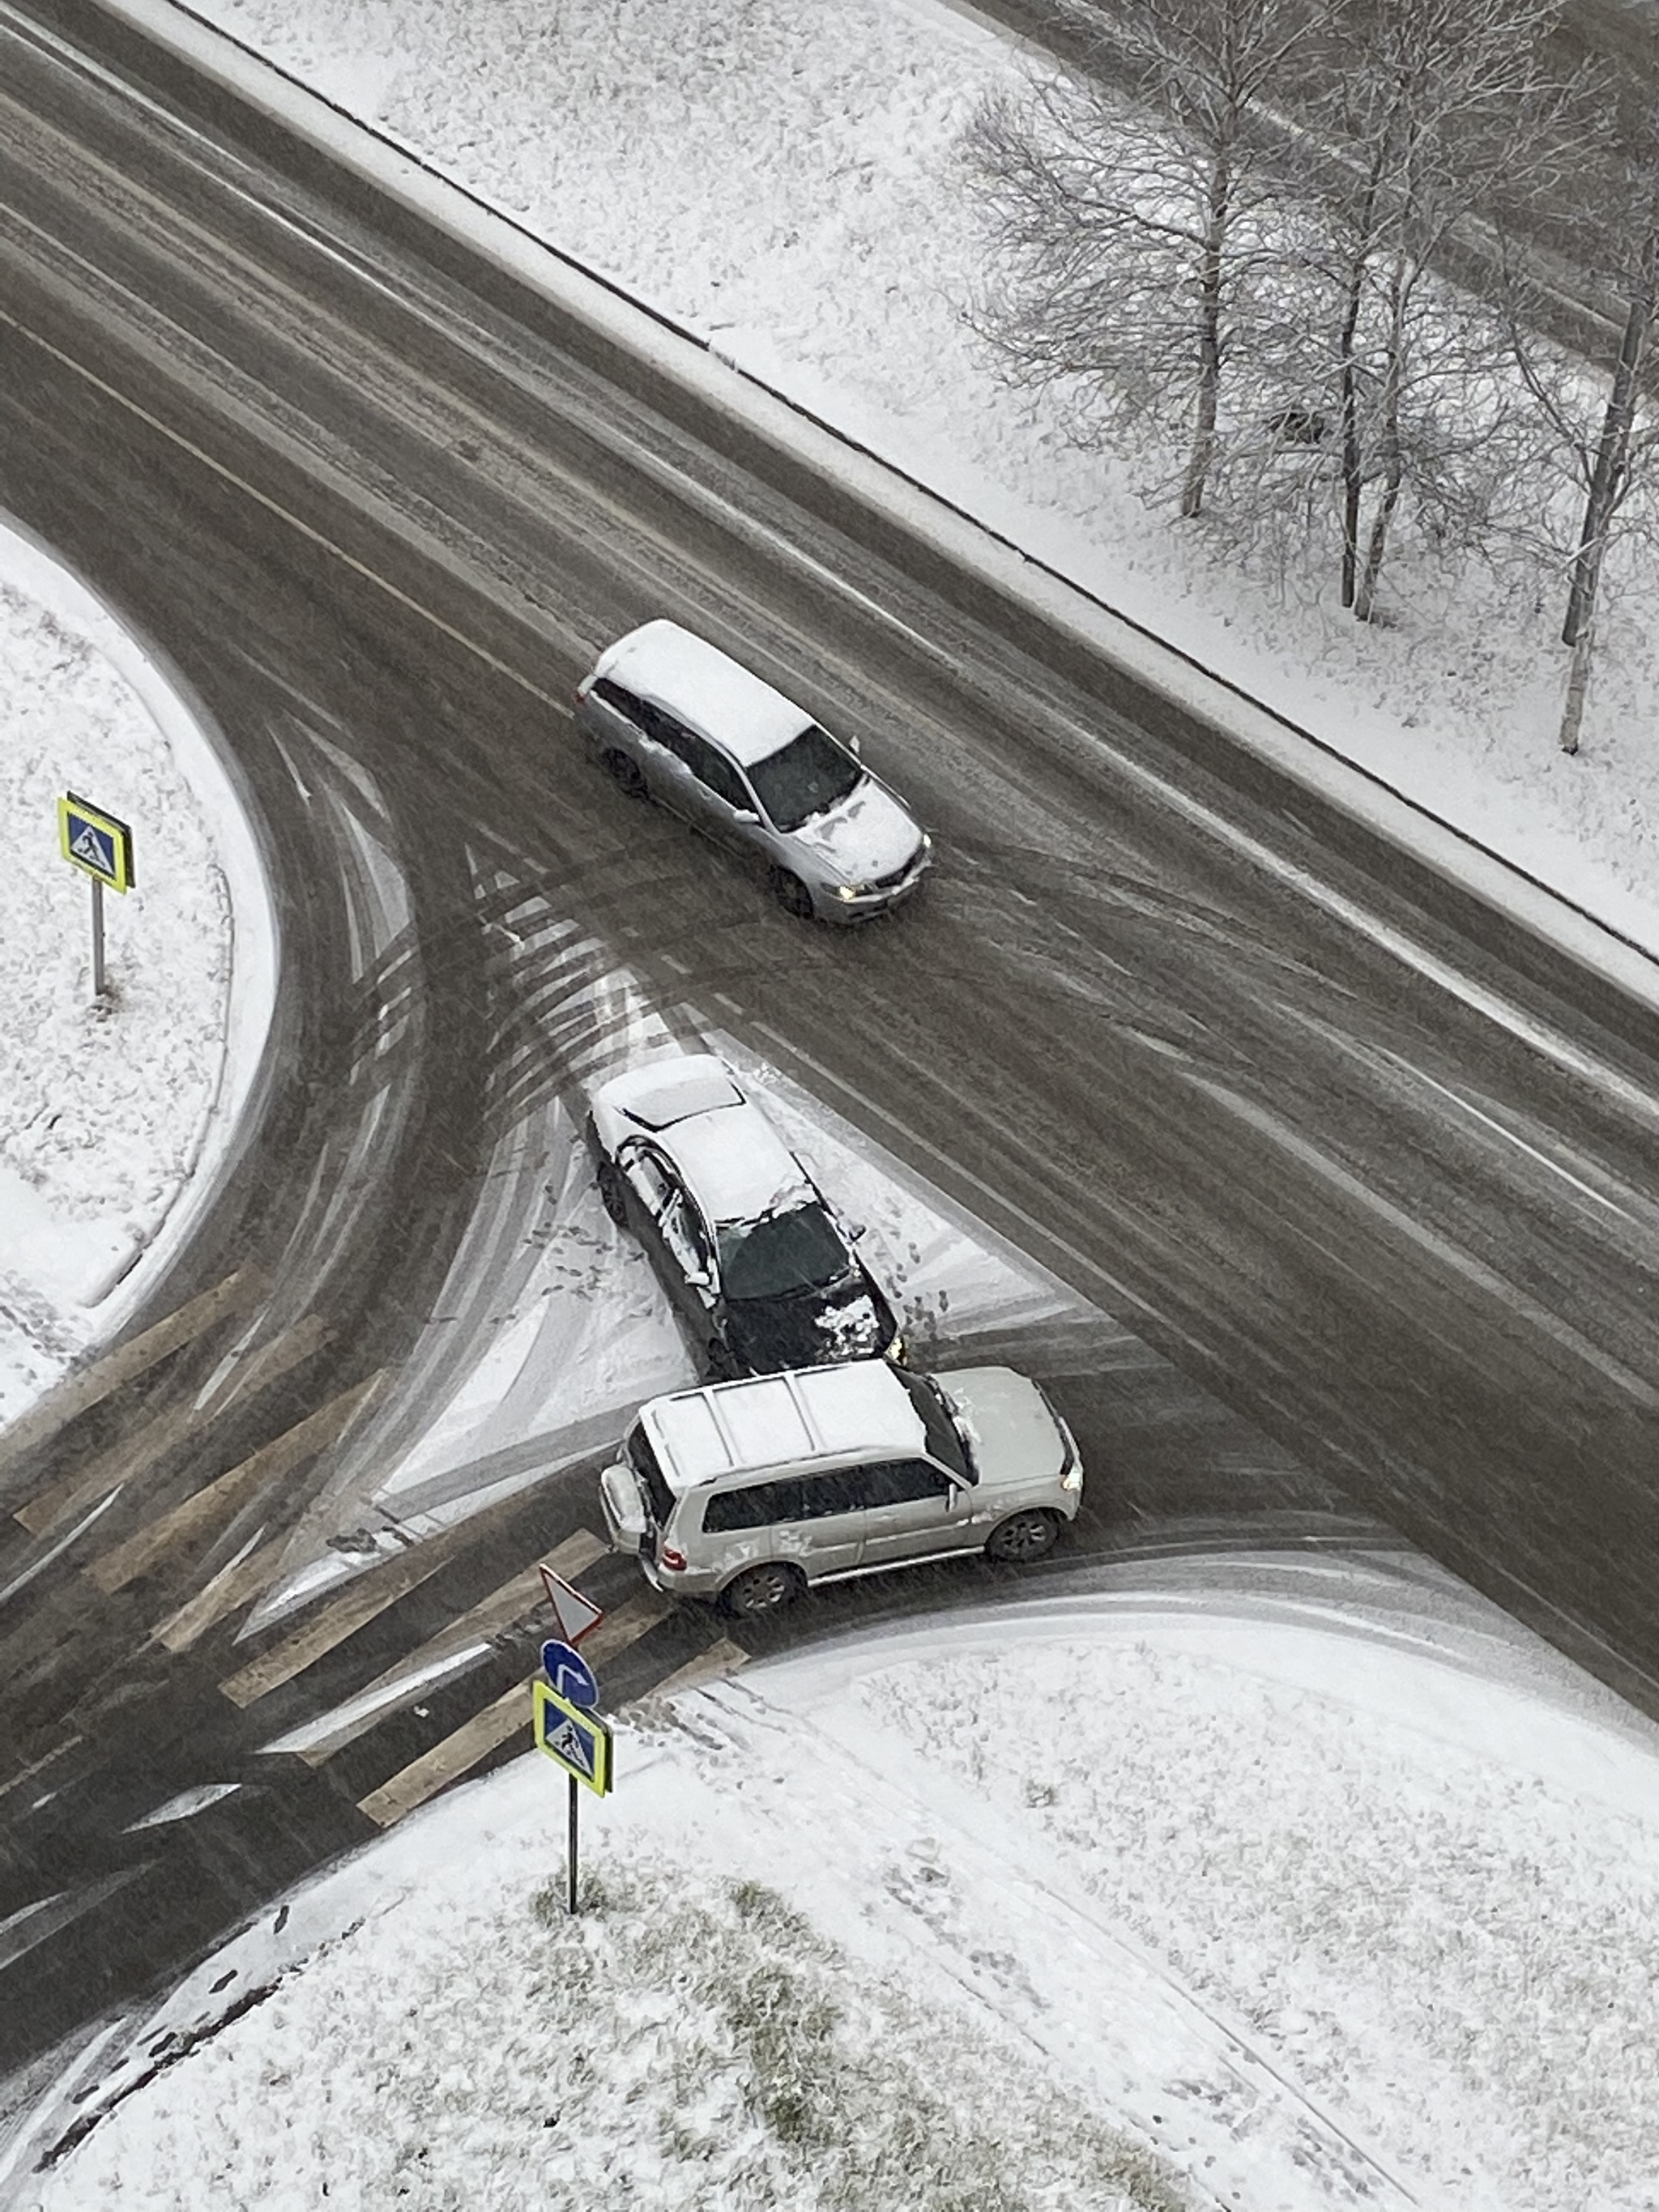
719 1202 851 1301
747 723 863 831
900 1371 973 1484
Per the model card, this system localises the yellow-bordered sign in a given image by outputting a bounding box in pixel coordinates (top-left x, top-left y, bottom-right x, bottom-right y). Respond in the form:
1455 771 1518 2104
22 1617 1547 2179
58 793 135 893
533 1677 612 1796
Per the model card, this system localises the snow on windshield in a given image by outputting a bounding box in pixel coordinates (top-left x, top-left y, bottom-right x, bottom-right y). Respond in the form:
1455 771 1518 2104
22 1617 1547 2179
748 723 862 831
719 1202 850 1301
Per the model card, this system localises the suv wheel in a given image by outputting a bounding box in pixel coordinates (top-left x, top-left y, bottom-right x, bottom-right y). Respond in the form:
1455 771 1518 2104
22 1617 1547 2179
984 1510 1060 1565
602 748 647 799
721 1562 804 1617
597 1162 629 1227
770 868 817 921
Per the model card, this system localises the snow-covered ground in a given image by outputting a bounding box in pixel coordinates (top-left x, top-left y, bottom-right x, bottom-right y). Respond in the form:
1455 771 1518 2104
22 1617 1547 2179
19 1554 1659 2211
0 517 272 1426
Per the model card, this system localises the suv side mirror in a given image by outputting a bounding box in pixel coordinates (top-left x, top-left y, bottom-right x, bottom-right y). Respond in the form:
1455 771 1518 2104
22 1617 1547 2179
847 735 863 758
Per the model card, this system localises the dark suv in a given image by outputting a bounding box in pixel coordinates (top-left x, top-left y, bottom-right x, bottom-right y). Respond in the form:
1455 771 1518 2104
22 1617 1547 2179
586 1054 903 1379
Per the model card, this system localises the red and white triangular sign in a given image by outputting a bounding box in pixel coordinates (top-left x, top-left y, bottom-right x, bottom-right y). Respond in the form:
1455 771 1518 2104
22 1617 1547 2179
539 1564 603 1647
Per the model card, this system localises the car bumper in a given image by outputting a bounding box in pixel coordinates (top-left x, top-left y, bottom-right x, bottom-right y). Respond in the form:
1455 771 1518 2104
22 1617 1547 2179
819 854 932 924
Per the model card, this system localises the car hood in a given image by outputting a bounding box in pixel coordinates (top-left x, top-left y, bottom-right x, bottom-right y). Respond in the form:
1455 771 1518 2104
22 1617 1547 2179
727 1281 892 1371
789 776 923 884
934 1368 1068 1492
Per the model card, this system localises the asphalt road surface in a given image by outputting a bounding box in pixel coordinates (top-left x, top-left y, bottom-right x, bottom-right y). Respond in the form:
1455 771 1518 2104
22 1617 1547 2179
3 0 1659 2133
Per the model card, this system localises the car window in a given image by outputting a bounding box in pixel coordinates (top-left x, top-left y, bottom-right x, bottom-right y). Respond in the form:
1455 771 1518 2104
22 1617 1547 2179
855 1458 954 1507
622 1144 677 1217
746 723 863 832
681 734 754 812
702 1477 804 1533
642 704 698 759
660 1193 714 1281
774 1469 868 1519
719 1201 850 1301
591 677 644 723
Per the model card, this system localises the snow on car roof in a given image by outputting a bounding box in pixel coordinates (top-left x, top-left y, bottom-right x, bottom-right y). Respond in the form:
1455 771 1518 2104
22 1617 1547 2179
594 619 814 767
595 1055 744 1131
658 1106 813 1225
645 1360 925 1489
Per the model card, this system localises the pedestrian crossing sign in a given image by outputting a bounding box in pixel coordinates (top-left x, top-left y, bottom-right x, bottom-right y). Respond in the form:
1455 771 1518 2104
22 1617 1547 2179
534 1677 612 1796
58 793 134 893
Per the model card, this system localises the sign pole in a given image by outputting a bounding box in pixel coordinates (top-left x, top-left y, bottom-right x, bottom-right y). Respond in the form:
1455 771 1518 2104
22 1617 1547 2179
567 1770 580 1916
90 876 106 1001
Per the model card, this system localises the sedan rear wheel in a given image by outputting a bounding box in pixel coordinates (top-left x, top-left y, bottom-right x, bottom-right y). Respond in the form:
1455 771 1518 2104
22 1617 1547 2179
597 1162 629 1227
721 1562 805 1617
984 1510 1060 1565
602 748 647 800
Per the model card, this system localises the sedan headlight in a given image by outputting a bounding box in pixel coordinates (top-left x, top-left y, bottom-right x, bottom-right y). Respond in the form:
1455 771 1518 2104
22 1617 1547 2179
834 882 868 902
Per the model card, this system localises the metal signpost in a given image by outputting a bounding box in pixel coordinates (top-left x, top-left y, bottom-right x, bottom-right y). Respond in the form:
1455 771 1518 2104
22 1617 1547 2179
58 793 134 1003
533 1568 609 1915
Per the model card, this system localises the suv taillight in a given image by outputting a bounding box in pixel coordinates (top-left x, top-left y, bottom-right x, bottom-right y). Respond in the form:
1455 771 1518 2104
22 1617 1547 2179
659 1545 688 1573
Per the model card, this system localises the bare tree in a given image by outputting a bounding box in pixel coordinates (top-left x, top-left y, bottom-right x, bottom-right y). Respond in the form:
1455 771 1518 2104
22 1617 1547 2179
1508 104 1659 752
1296 0 1584 617
963 0 1312 518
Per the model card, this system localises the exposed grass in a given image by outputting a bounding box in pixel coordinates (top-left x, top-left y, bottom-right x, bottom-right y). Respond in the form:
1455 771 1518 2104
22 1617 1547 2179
524 1864 1189 2212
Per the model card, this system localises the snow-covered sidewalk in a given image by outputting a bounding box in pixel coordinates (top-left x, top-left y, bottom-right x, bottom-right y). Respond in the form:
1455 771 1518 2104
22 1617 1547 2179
0 517 271 1424
20 1554 1659 2211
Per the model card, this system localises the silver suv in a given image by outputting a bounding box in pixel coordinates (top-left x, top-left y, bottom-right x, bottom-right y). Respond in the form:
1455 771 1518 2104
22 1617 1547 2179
598 1357 1084 1617
575 620 931 921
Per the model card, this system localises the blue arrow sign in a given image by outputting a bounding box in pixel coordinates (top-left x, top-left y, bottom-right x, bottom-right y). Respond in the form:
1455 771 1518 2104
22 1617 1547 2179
540 1639 599 1709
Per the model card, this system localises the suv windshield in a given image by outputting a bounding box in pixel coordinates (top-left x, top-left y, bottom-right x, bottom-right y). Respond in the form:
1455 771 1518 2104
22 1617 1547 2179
719 1202 851 1301
626 1424 676 1526
900 1370 973 1484
747 723 863 831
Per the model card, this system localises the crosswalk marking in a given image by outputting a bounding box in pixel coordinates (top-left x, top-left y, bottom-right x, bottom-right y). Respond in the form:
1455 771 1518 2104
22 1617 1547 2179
356 1678 531 1829
280 1532 607 1767
14 1310 327 1542
353 1574 671 1830
0 1269 263 1478
194 1311 332 1415
651 1638 748 1698
150 1534 292 1653
565 1588 672 1664
85 1372 386 1596
16 1400 199 1539
219 1517 471 1710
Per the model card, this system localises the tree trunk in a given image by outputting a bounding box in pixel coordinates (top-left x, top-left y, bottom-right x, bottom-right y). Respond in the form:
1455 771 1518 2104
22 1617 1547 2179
1181 145 1233 520
1354 249 1408 621
1337 161 1384 611
1563 228 1658 647
1558 622 1594 754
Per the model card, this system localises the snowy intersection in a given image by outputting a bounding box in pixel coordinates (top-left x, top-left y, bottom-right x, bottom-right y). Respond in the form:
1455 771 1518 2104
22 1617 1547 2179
8 0 1659 2205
